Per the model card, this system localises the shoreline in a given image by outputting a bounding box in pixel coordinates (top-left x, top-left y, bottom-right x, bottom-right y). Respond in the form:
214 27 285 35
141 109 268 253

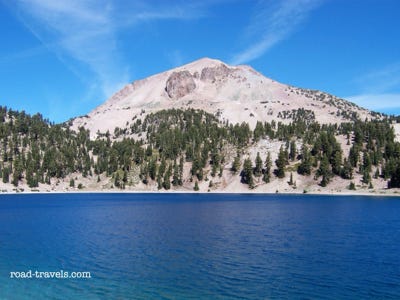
1 189 399 197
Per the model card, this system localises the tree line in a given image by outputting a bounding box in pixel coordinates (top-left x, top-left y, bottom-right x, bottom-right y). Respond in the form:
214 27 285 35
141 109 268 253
1 105 400 191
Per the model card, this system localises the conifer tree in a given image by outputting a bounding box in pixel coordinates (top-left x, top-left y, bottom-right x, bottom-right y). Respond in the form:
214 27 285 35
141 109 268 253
219 165 223 177
2 167 9 183
349 144 359 168
275 146 287 178
178 156 184 185
298 144 311 175
341 158 353 179
241 158 255 188
289 172 294 185
12 155 23 187
148 158 157 181
231 155 241 174
163 165 171 190
211 162 218 177
363 151 372 173
140 162 149 184
349 182 356 190
114 172 120 188
332 150 342 176
289 140 296 161
317 155 331 187
263 152 272 183
254 152 263 177
194 181 199 191
388 163 400 188
157 176 163 190
253 121 264 142
172 161 179 186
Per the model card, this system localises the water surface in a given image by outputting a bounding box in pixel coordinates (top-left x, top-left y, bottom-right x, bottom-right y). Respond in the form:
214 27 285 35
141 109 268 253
0 193 399 299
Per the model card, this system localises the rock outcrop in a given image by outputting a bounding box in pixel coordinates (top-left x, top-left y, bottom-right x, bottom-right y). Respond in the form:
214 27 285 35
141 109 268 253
200 63 232 82
165 71 196 99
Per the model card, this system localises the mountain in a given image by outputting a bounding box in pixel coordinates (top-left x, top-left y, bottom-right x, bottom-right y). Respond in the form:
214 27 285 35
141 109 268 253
2 59 400 195
71 58 378 138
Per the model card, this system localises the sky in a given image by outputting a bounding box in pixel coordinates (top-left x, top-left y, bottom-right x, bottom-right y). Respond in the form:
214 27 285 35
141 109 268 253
0 0 399 123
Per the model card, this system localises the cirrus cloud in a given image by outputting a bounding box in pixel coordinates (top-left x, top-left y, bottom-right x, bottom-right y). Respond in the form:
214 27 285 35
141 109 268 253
231 0 324 65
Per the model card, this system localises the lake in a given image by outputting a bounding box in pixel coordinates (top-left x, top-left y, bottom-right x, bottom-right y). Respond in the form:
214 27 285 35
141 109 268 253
0 193 399 299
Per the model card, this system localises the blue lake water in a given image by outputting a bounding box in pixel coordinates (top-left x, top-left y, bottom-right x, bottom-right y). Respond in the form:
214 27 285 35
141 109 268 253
0 193 400 299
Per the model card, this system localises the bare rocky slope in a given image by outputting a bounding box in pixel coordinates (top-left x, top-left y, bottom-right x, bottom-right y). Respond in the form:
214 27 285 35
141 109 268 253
71 58 378 139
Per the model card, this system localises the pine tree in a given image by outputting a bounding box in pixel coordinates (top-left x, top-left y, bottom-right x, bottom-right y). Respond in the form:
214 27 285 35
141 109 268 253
123 170 128 186
253 121 264 142
2 167 9 183
341 158 353 179
289 140 296 161
219 165 223 177
317 155 331 187
163 165 171 190
159 157 166 174
263 152 272 183
241 158 255 189
289 172 294 185
12 155 23 187
178 156 184 186
191 155 201 179
362 151 372 173
157 175 163 190
349 181 356 190
388 163 400 188
362 169 371 185
211 162 218 177
149 159 157 180
275 146 287 178
146 145 153 157
332 148 342 176
298 144 311 175
114 172 120 188
349 144 359 168
172 161 179 186
231 155 241 174
254 152 263 177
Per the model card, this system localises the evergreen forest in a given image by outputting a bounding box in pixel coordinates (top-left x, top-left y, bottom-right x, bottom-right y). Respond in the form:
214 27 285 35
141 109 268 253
1 105 400 192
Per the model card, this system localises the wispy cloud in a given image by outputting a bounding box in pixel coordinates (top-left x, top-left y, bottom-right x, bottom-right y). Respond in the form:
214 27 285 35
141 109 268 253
0 44 48 65
10 0 126 98
7 0 210 100
345 62 400 114
354 62 400 94
231 0 323 65
345 94 400 114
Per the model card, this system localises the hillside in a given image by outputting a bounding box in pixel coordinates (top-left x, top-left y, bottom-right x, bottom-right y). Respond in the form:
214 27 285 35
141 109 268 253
71 58 379 139
1 59 400 195
1 105 400 194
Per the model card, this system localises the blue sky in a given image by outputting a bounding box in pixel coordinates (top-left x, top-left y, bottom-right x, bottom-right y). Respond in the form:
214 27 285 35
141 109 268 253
1 0 399 123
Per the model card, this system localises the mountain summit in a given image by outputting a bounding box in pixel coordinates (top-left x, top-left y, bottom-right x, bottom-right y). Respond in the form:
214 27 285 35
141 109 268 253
72 58 375 137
